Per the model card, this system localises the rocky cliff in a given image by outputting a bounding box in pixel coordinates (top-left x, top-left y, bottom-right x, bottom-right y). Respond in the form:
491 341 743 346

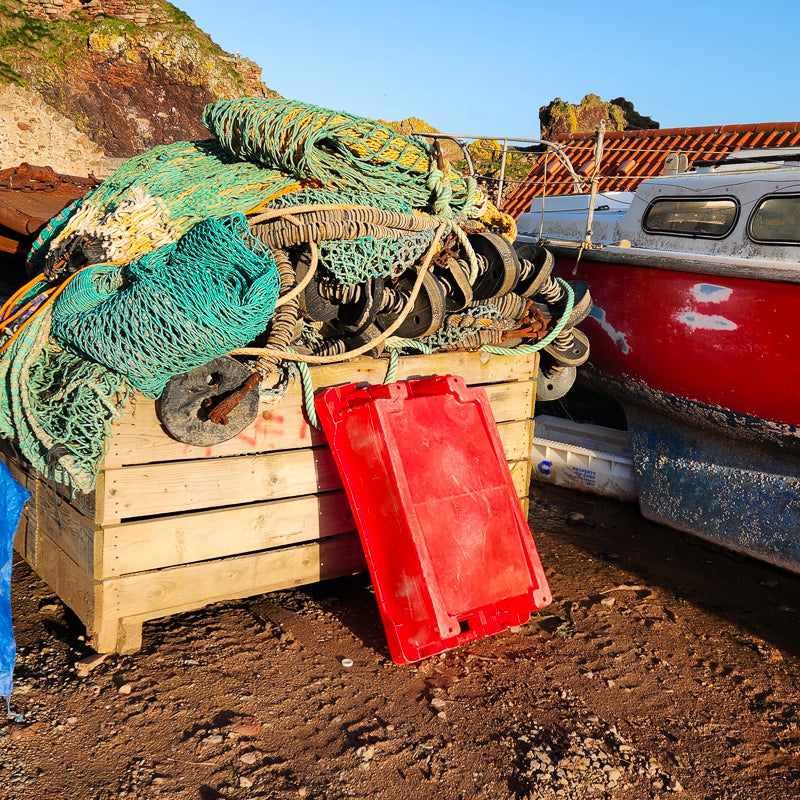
0 0 277 175
0 3 660 184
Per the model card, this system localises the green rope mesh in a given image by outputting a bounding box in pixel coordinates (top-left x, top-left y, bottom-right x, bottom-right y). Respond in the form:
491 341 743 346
51 215 280 398
0 307 131 492
204 98 480 221
268 187 435 284
318 229 435 285
2 99 519 492
417 305 509 351
268 187 413 214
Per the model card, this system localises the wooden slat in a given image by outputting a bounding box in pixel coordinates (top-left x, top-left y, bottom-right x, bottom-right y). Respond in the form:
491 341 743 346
101 491 355 578
302 351 536 390
508 457 532 500
94 456 532 577
12 509 28 556
105 378 536 468
508 418 533 463
31 478 102 576
101 446 340 524
98 534 367 621
30 532 99 625
97 419 530 524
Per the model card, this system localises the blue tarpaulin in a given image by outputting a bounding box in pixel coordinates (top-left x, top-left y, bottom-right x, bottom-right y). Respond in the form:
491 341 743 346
0 461 29 701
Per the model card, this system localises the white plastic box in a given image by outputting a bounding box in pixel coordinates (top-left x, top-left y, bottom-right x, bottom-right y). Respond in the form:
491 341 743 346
530 415 637 502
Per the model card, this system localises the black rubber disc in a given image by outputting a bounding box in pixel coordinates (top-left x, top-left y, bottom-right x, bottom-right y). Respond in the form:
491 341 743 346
376 271 446 338
157 356 260 446
535 364 577 401
513 243 555 298
544 328 591 367
532 280 593 328
469 231 521 301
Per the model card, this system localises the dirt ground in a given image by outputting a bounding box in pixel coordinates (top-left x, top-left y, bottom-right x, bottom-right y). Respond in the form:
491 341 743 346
2 481 800 800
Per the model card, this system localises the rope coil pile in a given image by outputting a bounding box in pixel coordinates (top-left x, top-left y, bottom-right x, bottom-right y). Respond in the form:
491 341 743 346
0 97 585 491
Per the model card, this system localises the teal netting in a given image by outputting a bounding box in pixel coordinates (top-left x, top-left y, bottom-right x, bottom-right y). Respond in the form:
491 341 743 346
203 98 479 220
417 305 509 351
3 99 510 493
0 306 131 492
317 229 435 285
51 214 280 398
267 188 434 284
27 139 297 275
268 187 413 214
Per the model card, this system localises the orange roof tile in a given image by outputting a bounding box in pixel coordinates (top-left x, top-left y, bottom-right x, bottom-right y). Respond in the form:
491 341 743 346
501 122 800 219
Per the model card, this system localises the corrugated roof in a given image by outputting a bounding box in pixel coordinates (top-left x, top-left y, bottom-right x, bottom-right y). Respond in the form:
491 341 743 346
501 122 800 219
0 163 97 261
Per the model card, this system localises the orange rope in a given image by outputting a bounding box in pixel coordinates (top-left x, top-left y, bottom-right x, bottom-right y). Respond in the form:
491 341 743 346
0 267 92 355
0 272 48 320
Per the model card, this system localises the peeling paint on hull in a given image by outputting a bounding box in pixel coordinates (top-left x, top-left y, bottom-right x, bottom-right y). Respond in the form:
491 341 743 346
557 252 800 572
555 257 800 430
576 371 800 572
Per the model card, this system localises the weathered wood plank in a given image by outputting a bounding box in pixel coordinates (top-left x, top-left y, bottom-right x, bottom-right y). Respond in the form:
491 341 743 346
98 534 367 621
12 509 28 556
30 477 102 577
101 491 356 578
303 351 536 390
101 447 340 524
508 457 532 500
30 533 99 625
98 419 530 524
96 455 532 577
105 378 536 468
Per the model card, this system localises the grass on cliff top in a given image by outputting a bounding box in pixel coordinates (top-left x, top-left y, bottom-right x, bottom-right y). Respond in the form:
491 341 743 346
0 0 262 90
0 1 51 83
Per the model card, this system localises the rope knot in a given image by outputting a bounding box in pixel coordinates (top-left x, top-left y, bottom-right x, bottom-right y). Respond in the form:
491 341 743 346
426 167 454 220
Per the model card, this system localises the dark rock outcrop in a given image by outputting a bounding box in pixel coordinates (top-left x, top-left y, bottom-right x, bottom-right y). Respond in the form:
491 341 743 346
539 94 659 140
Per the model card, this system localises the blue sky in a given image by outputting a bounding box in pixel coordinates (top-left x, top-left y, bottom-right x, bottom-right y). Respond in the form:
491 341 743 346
177 0 800 140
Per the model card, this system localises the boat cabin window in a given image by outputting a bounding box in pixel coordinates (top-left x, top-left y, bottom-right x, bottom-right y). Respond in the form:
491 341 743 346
749 194 800 243
642 197 739 238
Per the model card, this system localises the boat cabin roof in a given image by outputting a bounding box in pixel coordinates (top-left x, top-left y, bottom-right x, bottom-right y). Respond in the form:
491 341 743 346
516 154 800 266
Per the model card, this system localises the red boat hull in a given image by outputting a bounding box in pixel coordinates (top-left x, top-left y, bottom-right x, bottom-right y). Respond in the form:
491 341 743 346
554 256 800 430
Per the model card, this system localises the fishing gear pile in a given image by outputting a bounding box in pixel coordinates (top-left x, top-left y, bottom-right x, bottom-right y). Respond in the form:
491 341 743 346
0 97 590 492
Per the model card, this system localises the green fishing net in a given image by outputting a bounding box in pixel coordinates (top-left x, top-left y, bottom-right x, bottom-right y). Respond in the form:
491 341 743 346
51 214 280 398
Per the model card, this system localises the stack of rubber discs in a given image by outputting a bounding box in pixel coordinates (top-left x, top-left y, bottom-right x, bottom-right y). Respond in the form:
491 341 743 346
156 213 591 446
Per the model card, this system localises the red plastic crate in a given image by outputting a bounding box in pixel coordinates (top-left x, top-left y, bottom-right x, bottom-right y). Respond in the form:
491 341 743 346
315 375 551 664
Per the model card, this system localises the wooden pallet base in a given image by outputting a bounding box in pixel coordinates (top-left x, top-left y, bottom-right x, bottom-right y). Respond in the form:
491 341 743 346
3 351 537 653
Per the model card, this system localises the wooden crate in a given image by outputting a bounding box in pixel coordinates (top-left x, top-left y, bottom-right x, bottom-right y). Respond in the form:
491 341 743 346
2 350 538 654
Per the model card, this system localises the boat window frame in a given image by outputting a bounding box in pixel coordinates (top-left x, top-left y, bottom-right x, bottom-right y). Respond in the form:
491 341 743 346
747 193 800 245
641 195 740 239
